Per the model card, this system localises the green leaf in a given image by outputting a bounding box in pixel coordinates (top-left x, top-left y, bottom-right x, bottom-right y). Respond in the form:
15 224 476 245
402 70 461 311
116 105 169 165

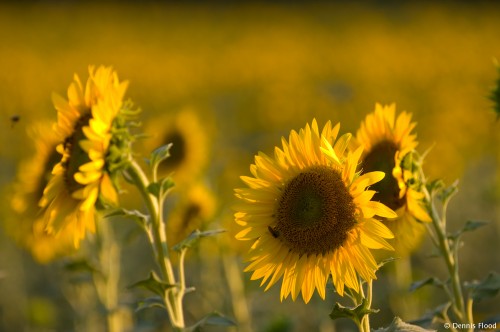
450 220 489 241
409 277 444 292
329 299 379 325
426 251 442 259
135 296 166 312
374 317 435 332
184 312 236 332
149 143 172 171
147 182 161 198
378 257 398 268
128 271 176 296
410 302 451 328
147 177 175 199
436 179 459 204
461 220 489 233
426 179 444 196
466 272 500 302
329 302 359 323
432 302 452 321
172 229 226 252
104 208 127 218
105 208 149 224
64 259 98 274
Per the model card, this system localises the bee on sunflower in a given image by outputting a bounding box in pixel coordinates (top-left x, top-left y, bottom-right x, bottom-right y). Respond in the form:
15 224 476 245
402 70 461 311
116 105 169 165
354 103 431 256
234 119 396 304
39 65 134 248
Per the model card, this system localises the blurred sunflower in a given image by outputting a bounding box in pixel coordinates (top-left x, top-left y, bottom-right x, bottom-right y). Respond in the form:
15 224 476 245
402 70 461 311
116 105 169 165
355 103 431 256
167 182 216 248
144 109 209 185
9 122 77 263
235 120 396 303
39 66 129 248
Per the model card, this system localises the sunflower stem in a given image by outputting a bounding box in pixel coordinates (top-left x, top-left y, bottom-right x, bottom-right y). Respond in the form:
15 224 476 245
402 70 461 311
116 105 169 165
177 248 187 325
419 165 469 329
125 159 185 329
362 280 373 332
465 296 474 329
222 253 253 332
93 216 124 332
354 279 372 332
427 191 465 322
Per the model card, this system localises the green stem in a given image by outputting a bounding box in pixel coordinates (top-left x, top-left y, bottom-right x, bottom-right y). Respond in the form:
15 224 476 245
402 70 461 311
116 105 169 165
443 311 459 332
126 159 185 329
362 281 373 332
222 253 253 332
466 297 474 330
356 279 371 332
418 164 468 327
94 217 123 332
425 186 465 321
177 249 188 325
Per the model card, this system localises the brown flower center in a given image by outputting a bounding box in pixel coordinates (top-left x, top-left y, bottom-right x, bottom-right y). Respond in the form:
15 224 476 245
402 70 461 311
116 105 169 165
182 204 202 230
62 112 92 193
362 140 405 211
273 165 356 256
36 149 62 200
160 130 186 172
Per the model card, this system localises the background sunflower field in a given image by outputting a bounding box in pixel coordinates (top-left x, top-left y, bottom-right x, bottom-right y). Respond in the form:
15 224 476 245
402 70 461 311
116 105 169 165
0 2 499 331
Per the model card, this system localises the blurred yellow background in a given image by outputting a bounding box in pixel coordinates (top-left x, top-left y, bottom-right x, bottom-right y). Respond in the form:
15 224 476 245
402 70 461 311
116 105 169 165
0 2 499 331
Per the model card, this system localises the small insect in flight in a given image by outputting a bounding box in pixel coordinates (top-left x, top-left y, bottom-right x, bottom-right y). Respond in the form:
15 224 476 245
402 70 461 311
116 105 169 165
268 226 280 238
10 115 20 128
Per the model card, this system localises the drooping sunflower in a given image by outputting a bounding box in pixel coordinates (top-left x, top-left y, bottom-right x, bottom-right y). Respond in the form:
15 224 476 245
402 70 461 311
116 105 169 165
235 120 396 303
143 108 210 185
355 103 431 256
39 66 129 247
9 122 77 263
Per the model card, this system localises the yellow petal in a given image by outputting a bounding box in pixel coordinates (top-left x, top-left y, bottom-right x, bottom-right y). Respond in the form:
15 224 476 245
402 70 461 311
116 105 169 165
361 201 398 219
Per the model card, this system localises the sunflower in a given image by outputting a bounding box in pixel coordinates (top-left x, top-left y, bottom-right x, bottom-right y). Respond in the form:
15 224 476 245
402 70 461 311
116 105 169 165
39 66 128 248
355 103 431 256
144 108 209 185
9 122 77 263
235 120 396 303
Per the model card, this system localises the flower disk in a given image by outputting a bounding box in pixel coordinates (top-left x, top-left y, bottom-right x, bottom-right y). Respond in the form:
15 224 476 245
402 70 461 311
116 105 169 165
39 65 128 248
355 103 431 256
275 165 356 256
235 120 396 303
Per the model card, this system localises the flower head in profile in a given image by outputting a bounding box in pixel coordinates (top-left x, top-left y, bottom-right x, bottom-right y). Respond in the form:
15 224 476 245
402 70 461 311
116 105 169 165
39 65 130 247
235 120 396 303
9 122 77 263
355 103 431 256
